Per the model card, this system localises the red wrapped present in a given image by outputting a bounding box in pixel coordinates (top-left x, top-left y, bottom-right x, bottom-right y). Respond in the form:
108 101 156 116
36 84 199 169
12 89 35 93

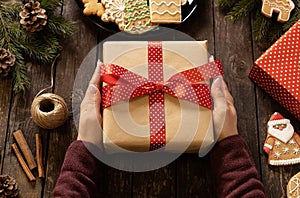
249 20 300 120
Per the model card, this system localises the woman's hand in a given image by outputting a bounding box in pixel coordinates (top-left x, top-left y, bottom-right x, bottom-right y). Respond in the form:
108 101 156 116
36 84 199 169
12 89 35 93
211 77 238 142
77 62 103 149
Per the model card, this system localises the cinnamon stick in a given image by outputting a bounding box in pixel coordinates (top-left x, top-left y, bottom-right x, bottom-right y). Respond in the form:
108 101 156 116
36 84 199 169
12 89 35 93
12 143 36 181
13 130 37 170
35 133 44 178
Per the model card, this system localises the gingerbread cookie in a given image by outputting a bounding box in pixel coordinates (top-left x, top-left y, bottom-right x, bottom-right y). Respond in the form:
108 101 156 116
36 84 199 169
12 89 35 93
149 0 181 24
124 0 157 34
181 0 187 5
263 112 300 166
287 172 300 198
261 0 295 22
101 0 127 30
83 0 105 17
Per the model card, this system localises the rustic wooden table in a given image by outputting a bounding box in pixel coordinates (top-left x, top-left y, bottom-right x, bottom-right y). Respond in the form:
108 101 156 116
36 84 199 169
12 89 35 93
0 0 299 197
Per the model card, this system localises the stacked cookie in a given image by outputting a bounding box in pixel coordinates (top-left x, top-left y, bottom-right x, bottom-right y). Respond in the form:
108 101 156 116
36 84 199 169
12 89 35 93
82 0 185 34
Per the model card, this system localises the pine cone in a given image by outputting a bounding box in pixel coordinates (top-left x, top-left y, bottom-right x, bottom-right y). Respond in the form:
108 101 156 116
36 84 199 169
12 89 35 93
0 48 16 77
0 175 19 198
19 1 47 32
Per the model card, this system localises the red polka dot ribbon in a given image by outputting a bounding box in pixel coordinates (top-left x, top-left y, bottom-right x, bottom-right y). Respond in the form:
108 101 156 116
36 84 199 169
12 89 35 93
148 42 165 150
101 41 224 151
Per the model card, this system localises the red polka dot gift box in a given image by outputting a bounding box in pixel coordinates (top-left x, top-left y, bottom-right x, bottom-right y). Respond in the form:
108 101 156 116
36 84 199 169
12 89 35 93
100 41 224 153
249 20 300 120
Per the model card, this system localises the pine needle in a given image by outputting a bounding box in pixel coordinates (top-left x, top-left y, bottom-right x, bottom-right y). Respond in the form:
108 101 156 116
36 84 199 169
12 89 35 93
217 0 300 44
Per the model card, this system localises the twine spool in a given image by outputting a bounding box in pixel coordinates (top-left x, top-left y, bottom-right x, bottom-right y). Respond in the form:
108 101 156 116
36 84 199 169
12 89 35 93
31 93 69 129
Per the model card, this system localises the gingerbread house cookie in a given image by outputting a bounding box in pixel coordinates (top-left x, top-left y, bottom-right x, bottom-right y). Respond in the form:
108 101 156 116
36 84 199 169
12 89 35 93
149 0 181 24
261 0 295 22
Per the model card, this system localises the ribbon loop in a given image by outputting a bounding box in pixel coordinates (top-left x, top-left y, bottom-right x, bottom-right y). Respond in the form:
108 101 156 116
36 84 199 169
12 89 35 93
101 60 224 110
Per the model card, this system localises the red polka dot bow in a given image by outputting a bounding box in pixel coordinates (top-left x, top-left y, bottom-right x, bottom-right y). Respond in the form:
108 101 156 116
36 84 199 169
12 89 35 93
101 41 224 150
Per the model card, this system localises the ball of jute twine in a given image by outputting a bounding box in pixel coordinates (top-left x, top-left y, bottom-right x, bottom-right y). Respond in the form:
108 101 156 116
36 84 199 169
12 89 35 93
31 93 69 129
30 54 69 129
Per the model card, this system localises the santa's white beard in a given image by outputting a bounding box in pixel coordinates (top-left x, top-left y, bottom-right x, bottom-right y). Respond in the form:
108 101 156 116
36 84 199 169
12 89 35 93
268 123 294 143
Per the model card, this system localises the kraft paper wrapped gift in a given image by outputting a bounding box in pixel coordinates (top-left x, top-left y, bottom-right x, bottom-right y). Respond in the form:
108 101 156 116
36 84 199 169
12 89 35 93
101 41 222 153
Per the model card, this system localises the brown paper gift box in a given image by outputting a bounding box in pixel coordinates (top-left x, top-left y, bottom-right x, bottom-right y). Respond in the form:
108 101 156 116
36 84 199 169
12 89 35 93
102 41 215 153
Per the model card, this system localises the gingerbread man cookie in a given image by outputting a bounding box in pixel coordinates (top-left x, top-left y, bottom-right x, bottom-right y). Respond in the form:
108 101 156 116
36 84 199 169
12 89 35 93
101 0 127 30
181 0 187 5
261 0 295 22
82 0 105 17
263 112 300 166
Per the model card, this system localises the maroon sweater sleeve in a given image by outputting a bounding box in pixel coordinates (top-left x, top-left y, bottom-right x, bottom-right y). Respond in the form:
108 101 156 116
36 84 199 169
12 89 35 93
53 140 102 197
53 136 266 197
210 135 266 198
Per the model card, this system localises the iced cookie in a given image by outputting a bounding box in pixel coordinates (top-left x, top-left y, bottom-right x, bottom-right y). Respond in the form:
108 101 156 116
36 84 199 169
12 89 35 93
149 0 181 23
261 0 295 22
124 0 157 34
101 0 127 30
263 112 300 166
287 172 300 198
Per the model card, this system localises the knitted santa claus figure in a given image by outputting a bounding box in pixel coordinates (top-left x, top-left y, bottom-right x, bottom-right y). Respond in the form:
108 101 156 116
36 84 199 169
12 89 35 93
264 112 300 166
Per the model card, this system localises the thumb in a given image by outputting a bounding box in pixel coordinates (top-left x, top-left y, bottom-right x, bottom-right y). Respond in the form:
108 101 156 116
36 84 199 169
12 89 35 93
82 84 101 109
211 77 226 109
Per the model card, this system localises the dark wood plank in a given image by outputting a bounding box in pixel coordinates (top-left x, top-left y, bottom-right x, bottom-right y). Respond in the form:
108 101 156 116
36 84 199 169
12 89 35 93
132 162 176 198
0 78 12 159
102 165 132 197
176 1 215 197
2 62 51 197
42 0 99 196
213 1 261 173
253 36 300 197
177 155 215 197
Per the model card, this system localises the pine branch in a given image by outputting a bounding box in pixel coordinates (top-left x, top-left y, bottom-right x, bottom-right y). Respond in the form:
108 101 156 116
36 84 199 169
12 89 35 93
225 0 257 22
253 8 270 42
7 46 30 93
0 0 75 94
47 16 76 37
16 37 60 64
217 0 239 8
0 1 22 19
41 0 63 13
218 0 300 44
13 60 30 94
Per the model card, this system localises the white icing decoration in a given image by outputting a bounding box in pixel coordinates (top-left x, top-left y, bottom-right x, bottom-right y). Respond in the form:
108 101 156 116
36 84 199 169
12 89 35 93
151 10 181 16
294 148 300 155
151 1 181 7
289 177 300 196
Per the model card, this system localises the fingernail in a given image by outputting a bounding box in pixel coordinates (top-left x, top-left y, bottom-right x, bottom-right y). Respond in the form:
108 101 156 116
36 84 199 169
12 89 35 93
88 84 97 94
213 78 222 89
97 60 103 67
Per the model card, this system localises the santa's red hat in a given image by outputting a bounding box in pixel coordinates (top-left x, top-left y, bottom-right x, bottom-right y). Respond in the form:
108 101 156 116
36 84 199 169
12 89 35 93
268 112 290 126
